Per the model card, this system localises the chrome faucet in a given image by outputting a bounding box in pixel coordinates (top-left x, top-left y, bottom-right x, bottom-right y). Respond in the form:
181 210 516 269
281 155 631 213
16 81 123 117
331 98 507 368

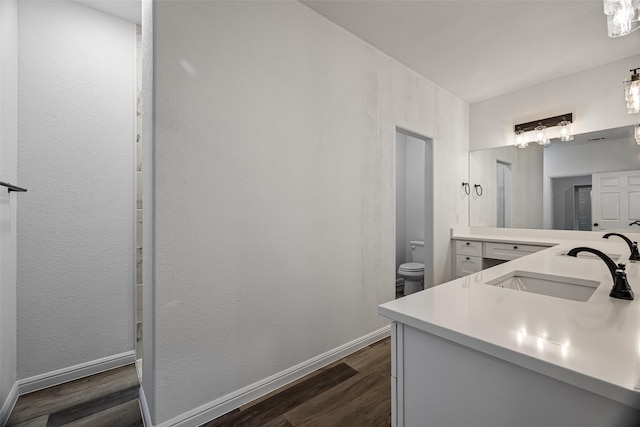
567 247 634 300
603 232 640 261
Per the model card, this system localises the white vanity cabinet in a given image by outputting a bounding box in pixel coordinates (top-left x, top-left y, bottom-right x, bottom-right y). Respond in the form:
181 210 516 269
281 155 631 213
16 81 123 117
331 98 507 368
453 238 547 278
388 321 640 427
383 229 640 426
454 240 483 277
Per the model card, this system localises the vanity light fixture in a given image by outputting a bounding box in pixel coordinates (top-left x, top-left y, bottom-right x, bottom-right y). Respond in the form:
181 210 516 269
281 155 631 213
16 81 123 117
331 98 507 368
513 128 528 148
603 0 640 37
513 113 573 147
626 68 640 114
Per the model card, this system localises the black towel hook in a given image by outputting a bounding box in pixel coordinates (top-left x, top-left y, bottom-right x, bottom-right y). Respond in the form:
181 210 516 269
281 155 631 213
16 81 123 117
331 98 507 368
474 184 483 196
461 182 470 196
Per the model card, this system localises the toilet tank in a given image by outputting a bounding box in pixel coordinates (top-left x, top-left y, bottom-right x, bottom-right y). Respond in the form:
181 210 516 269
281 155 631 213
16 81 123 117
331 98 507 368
409 241 425 263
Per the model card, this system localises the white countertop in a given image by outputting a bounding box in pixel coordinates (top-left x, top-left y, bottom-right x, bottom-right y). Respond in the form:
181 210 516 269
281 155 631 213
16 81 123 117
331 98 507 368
379 232 640 408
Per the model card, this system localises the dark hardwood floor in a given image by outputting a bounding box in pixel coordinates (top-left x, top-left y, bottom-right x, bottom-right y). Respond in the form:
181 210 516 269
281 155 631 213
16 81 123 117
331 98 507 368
6 337 390 427
203 337 391 427
6 364 142 427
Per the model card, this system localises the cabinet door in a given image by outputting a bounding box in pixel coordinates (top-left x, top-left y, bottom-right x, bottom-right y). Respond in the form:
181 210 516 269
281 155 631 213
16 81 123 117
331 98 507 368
456 255 482 277
455 240 482 257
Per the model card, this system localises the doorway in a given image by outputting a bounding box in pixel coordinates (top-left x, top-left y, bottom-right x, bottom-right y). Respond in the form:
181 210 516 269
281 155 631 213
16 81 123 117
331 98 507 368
496 161 512 228
574 185 592 231
395 128 433 297
551 175 592 230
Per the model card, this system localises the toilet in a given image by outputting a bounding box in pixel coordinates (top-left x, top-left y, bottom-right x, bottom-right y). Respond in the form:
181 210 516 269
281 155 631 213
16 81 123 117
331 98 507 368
398 241 425 295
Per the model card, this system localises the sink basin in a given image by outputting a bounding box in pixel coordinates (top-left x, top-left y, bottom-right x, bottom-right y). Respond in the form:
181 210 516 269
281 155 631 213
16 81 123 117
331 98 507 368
485 270 600 302
555 250 620 262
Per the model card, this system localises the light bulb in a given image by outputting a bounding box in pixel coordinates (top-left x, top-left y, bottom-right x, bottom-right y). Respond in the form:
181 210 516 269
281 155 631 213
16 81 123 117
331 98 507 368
558 119 573 142
534 124 549 145
514 129 528 148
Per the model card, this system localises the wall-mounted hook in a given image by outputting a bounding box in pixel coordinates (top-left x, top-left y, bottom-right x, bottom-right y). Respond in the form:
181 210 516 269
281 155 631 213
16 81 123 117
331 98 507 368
474 184 483 196
0 181 27 193
461 182 470 196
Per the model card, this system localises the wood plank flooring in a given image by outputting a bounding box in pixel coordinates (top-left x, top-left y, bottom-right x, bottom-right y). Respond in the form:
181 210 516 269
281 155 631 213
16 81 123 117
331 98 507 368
203 337 391 427
6 364 142 427
6 338 390 427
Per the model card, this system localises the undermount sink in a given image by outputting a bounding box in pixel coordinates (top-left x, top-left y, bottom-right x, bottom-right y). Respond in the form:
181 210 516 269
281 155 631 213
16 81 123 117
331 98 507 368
485 270 600 302
555 250 621 262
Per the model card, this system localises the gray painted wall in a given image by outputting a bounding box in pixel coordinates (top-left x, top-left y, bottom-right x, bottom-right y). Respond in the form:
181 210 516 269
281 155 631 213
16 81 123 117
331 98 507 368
0 0 18 419
17 0 135 379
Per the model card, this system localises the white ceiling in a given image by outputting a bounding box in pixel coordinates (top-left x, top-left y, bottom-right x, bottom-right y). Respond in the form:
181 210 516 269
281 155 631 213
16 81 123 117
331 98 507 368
301 0 640 104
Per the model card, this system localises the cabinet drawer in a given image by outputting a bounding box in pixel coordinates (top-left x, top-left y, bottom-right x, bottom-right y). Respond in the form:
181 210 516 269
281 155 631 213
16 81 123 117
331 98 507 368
483 242 545 261
455 240 482 257
456 255 482 277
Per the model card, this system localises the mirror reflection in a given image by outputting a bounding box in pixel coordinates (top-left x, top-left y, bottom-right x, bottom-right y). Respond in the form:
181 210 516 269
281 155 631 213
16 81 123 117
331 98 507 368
469 125 640 231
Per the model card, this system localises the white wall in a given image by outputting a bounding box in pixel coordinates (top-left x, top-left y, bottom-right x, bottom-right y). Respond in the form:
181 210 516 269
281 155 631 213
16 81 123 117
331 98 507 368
0 0 18 420
148 1 468 423
469 144 543 228
17 1 135 379
470 54 640 151
543 136 640 228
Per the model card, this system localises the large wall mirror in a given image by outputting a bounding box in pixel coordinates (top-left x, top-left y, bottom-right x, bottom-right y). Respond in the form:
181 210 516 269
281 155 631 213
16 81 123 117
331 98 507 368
469 125 640 232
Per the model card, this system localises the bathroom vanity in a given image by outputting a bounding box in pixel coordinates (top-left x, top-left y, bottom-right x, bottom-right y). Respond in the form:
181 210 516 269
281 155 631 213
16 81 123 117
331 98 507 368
379 228 640 427
453 237 551 278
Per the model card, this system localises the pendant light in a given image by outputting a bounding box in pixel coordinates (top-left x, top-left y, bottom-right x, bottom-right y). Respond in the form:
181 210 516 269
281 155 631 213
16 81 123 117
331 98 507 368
603 0 640 37
626 68 640 114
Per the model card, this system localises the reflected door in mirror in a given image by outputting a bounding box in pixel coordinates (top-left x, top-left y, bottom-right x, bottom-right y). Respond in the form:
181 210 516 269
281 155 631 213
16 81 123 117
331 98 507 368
592 170 640 231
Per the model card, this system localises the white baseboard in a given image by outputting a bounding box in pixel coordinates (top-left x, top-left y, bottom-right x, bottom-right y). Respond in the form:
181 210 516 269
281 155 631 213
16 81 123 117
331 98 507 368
0 381 19 426
148 326 391 427
139 386 152 427
17 351 137 396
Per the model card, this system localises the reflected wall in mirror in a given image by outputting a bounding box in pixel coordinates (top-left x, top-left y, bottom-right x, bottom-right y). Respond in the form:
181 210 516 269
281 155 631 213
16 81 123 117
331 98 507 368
469 143 543 228
469 125 640 231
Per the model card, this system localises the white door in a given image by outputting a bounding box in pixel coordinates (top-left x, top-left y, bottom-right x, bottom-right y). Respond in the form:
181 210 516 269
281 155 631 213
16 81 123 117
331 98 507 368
592 170 640 231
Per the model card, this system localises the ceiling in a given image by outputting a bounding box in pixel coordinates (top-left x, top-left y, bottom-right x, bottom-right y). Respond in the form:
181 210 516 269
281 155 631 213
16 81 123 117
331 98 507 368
301 0 640 104
71 0 639 104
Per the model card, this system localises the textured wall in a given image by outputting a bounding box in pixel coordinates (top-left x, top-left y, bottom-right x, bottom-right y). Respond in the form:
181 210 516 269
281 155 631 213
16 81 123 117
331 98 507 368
149 1 468 423
0 0 18 416
17 0 135 379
